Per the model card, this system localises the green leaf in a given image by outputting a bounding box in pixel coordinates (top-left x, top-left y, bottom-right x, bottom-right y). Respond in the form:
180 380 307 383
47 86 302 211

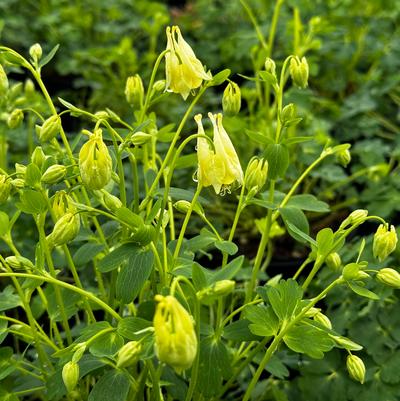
280 207 310 243
186 229 216 252
222 320 261 342
0 318 8 345
39 44 60 68
215 240 238 255
381 353 400 384
287 194 330 213
264 143 289 179
0 286 23 312
98 243 141 273
58 97 80 113
209 255 244 284
197 337 232 397
348 282 379 300
0 347 15 381
192 263 208 290
0 212 9 237
316 228 334 256
18 189 47 214
116 249 154 304
114 207 143 231
209 69 231 86
283 136 313 146
73 243 105 266
117 317 152 340
89 331 124 357
244 129 273 145
25 163 41 187
88 370 130 401
244 305 279 336
258 70 278 86
267 279 303 322
265 354 290 379
283 324 335 359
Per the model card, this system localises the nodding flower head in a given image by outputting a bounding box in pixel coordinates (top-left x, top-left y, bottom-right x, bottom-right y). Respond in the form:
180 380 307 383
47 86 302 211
165 26 211 100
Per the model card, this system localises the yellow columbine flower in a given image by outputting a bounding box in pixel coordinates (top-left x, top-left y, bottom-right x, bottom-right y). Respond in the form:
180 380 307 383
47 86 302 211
195 113 243 194
153 295 197 373
165 26 211 100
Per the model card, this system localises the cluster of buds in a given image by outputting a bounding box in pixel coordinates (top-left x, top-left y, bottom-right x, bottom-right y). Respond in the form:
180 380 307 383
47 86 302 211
289 56 309 88
373 224 398 262
153 295 197 373
222 81 241 116
79 129 112 190
194 113 243 195
165 26 211 100
245 157 268 193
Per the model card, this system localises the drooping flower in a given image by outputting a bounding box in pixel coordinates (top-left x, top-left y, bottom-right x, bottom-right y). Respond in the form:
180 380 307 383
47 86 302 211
165 26 211 100
153 295 197 373
195 113 243 194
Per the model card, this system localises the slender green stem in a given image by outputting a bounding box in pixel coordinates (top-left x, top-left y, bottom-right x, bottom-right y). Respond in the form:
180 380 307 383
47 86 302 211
267 0 284 58
240 0 268 50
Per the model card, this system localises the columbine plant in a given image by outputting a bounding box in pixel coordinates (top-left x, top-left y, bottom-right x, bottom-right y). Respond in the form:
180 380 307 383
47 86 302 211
0 16 398 401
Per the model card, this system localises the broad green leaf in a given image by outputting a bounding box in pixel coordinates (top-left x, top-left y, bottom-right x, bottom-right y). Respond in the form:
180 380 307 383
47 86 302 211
88 370 130 401
18 189 47 214
73 243 105 266
197 337 232 397
116 249 154 304
264 143 289 179
117 317 152 340
244 129 273 145
265 354 290 379
258 70 278 86
215 240 238 255
192 263 208 290
287 194 330 213
210 255 244 284
0 347 15 381
186 229 216 252
267 279 303 322
98 243 141 273
283 324 335 359
222 320 261 342
280 207 310 243
0 286 23 312
114 207 143 230
89 331 124 357
348 282 379 300
244 305 279 336
381 353 400 384
24 163 41 187
209 69 231 86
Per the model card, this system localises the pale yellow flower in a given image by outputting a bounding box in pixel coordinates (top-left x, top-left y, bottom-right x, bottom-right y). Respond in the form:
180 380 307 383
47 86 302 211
195 113 243 194
153 295 197 373
165 26 211 100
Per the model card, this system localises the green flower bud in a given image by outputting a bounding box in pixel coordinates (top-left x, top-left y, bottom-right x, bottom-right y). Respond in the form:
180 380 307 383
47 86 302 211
152 79 166 92
130 132 152 145
346 354 365 384
0 64 9 95
376 268 400 288
52 191 76 220
94 110 110 120
280 103 295 124
41 164 67 184
15 163 26 177
337 148 351 167
7 109 24 129
342 263 360 281
29 43 42 62
174 200 191 214
5 255 35 270
339 209 368 229
24 79 35 95
313 311 332 329
326 252 342 271
0 175 12 204
11 178 24 189
116 341 142 368
94 189 122 210
79 129 112 190
222 81 241 116
197 280 235 304
31 146 46 168
125 74 144 107
62 361 79 393
289 56 309 88
72 343 86 363
264 58 276 76
245 158 268 191
304 307 320 318
38 115 61 142
47 212 80 247
373 224 398 262
154 295 197 373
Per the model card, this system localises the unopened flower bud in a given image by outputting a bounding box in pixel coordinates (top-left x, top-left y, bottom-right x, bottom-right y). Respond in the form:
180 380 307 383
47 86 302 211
174 200 191 214
94 189 122 210
72 343 86 363
29 43 42 62
15 163 26 177
313 311 332 329
41 164 67 184
116 341 142 368
52 191 76 220
79 129 112 190
94 110 110 120
337 148 351 167
31 146 46 168
154 295 197 373
7 109 24 129
289 56 309 88
5 255 35 270
376 268 400 288
11 178 24 189
373 224 398 262
339 209 368 229
62 361 79 393
304 307 320 318
47 212 80 247
245 158 268 191
0 175 12 204
0 65 9 95
222 81 241 116
152 80 166 92
346 354 365 384
38 115 61 142
197 280 235 303
130 132 152 145
125 74 144 107
326 252 341 271
342 263 361 281
24 79 35 95
280 103 295 124
264 58 276 76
